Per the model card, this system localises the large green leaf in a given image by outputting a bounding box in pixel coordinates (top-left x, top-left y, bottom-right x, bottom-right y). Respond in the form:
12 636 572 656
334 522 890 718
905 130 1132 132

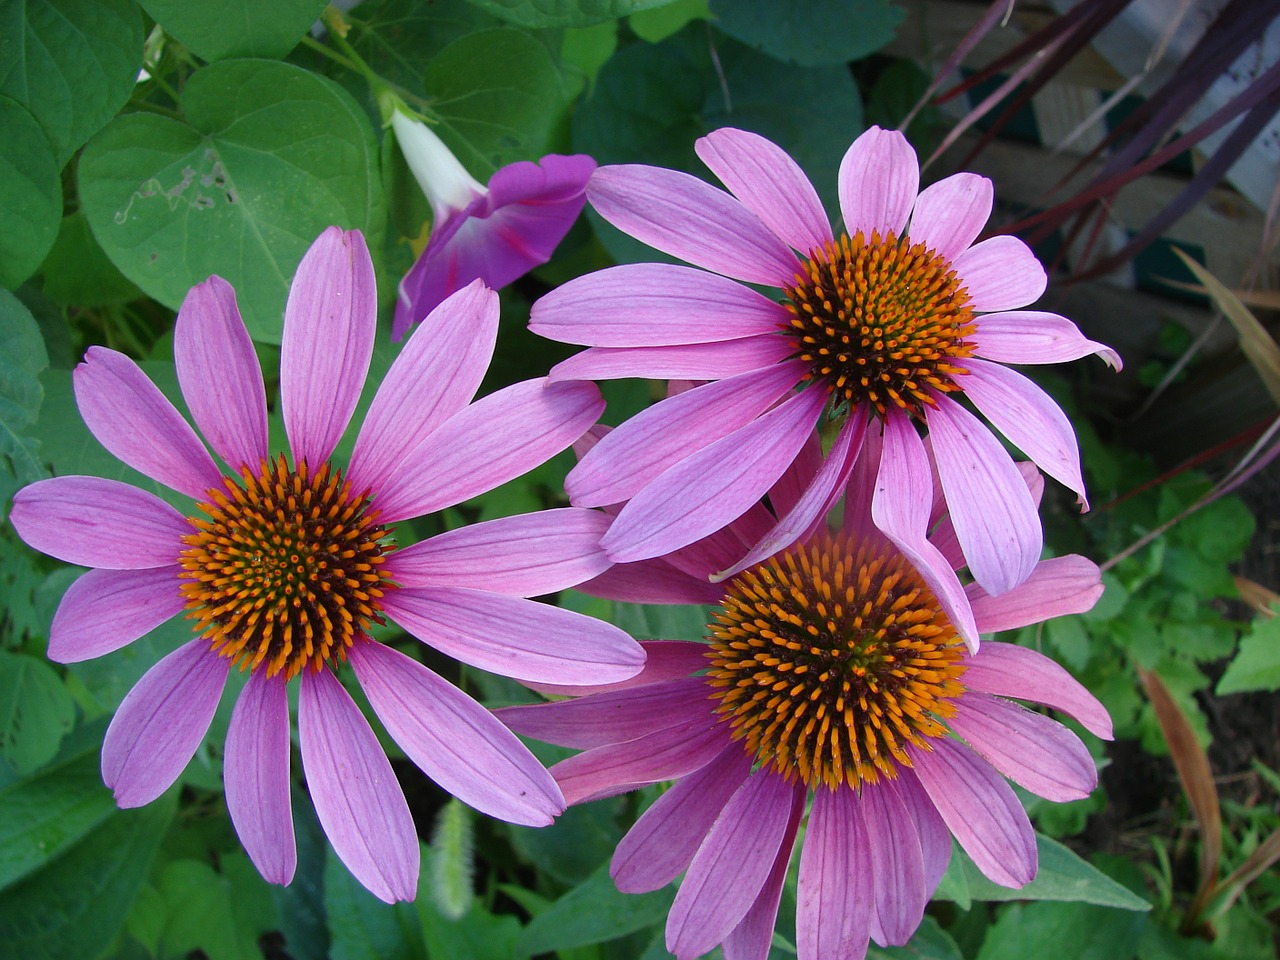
0 97 60 290
140 0 329 61
520 862 674 954
38 212 144 307
0 289 49 512
710 0 904 66
323 844 423 960
464 0 675 28
1217 608 1280 695
976 900 1146 960
0 651 76 776
0 0 144 165
78 58 384 344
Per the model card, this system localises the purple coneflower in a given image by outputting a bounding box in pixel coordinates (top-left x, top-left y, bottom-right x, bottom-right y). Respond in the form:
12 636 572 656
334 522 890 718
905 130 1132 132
499 432 1111 960
391 108 595 340
530 125 1119 596
10 227 644 903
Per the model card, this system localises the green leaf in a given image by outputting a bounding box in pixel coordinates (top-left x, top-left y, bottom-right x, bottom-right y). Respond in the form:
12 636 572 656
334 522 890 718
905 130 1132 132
613 601 714 641
520 862 674 954
417 846 527 960
710 0 904 66
151 858 276 960
0 289 49 510
1046 616 1092 672
425 28 567 176
0 651 76 775
140 0 329 61
39 212 144 307
78 58 384 344
976 900 1146 960
0 97 60 289
940 835 1151 911
508 791 623 884
0 0 144 165
0 795 174 960
0 747 115 893
869 916 963 960
324 845 423 960
464 0 676 28
1217 609 1280 695
629 0 709 42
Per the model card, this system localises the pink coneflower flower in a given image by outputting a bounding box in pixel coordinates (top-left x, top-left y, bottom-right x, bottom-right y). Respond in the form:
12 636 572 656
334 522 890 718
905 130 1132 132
499 438 1111 960
530 125 1119 597
10 227 644 903
391 108 595 340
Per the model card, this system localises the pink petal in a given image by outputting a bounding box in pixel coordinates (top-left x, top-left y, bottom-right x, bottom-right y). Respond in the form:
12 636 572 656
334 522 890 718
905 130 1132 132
766 429 824 520
611 746 753 893
567 360 806 507
871 413 980 650
838 126 919 239
930 460 1044 571
348 641 563 827
906 172 993 262
531 262 788 346
387 508 610 596
49 566 184 663
348 281 498 493
521 639 709 699
280 227 377 467
722 784 805 960
548 336 792 383
73 347 221 498
695 127 833 254
298 667 418 903
952 235 1046 312
841 417 884 542
667 771 799 959
173 276 268 471
909 737 1036 888
588 164 799 285
796 786 872 960
961 642 1113 740
382 586 644 685
863 782 926 946
11 477 188 569
225 671 295 885
577 557 726 606
374 378 604 523
966 554 1103 634
926 398 1041 596
960 358 1089 507
973 311 1122 369
949 693 1097 801
102 638 228 807
498 677 711 750
602 385 827 562
887 771 952 895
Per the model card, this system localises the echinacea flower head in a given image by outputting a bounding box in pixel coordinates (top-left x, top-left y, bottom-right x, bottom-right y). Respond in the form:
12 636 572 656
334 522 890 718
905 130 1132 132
391 107 596 340
10 227 645 903
499 441 1112 960
530 125 1120 597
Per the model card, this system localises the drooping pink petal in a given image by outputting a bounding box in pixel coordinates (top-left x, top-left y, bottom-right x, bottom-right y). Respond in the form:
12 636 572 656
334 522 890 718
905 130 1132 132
73 347 221 499
498 677 710 750
871 413 980 650
973 310 1122 369
522 640 709 699
930 459 1043 571
838 126 919 240
382 587 644 685
224 670 295 886
348 281 498 493
952 235 1046 312
611 746 753 893
348 641 563 827
949 693 1097 802
374 378 604 523
966 554 1103 634
721 785 805 960
49 566 184 663
548 336 792 383
909 737 1036 888
173 276 268 471
961 642 1113 740
11 477 188 569
925 398 1041 596
602 385 827 563
577 557 725 606
960 358 1089 507
906 172 993 262
695 127 834 254
280 227 377 467
863 782 927 947
298 667 418 904
796 785 872 960
842 417 884 542
387 508 610 596
567 361 807 508
667 771 799 959
887 771 952 896
101 638 228 807
766 429 824 521
589 165 800 285
531 262 789 346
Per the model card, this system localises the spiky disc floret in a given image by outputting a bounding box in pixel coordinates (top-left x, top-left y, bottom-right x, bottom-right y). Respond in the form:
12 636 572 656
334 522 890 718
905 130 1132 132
178 455 396 680
706 535 967 791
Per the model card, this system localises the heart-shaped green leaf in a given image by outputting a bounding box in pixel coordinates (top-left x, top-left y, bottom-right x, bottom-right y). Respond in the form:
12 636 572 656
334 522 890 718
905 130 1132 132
0 98 60 290
139 0 330 61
